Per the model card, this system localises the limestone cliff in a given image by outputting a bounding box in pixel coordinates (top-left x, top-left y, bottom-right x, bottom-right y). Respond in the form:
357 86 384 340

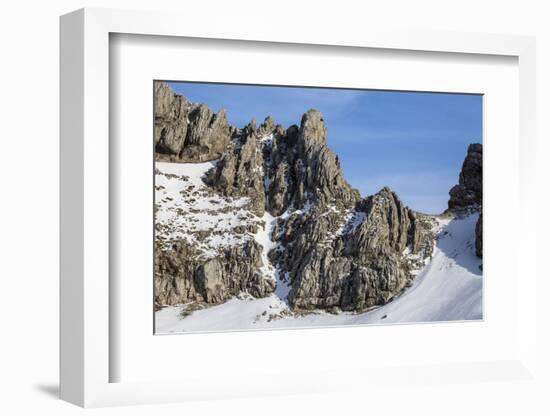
154 82 438 312
154 81 233 162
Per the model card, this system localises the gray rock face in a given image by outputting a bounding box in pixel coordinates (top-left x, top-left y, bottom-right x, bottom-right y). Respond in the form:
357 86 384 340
204 128 266 216
154 81 191 156
154 81 232 162
475 213 482 258
155 239 276 305
276 187 435 311
180 105 232 162
448 143 483 259
154 84 438 313
205 110 360 217
448 143 482 209
263 109 360 216
294 110 360 209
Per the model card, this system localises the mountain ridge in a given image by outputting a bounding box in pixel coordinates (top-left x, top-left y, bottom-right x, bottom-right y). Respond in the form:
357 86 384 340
153 81 482 319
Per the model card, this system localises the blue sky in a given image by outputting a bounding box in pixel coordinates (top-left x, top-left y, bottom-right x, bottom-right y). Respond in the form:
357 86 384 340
168 81 482 214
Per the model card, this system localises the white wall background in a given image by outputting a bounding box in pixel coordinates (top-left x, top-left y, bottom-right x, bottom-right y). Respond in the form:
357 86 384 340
0 1 548 415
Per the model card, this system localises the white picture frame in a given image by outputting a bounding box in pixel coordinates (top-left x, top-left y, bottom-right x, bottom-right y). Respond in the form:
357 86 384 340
60 7 538 407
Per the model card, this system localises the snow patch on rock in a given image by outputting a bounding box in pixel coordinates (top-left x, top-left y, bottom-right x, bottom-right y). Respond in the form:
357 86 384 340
156 161 260 258
156 213 482 333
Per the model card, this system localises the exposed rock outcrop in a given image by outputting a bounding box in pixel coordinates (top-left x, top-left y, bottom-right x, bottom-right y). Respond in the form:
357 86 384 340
154 81 232 162
274 187 435 311
154 82 190 156
266 110 360 214
475 213 483 258
154 83 438 313
448 143 482 209
448 143 483 259
155 239 276 305
205 110 360 217
204 125 267 216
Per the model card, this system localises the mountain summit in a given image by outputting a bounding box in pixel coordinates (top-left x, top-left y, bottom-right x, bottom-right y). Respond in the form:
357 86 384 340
154 82 481 322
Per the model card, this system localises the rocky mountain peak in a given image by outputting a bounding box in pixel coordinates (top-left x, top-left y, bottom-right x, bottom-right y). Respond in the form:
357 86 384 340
258 116 276 135
289 109 359 210
374 186 394 197
448 142 482 209
297 109 328 152
154 81 232 162
202 105 359 217
154 83 440 314
244 118 257 135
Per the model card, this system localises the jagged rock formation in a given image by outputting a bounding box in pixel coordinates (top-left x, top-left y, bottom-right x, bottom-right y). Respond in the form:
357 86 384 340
274 187 434 311
154 83 437 312
448 143 483 258
206 110 360 216
448 143 482 209
204 120 269 216
154 81 233 162
155 240 275 305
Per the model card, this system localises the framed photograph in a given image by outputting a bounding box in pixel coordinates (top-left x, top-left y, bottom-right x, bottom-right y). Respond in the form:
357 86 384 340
60 8 538 407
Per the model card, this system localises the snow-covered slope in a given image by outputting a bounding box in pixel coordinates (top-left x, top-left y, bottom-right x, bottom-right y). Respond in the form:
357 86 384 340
155 212 482 333
155 161 260 259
